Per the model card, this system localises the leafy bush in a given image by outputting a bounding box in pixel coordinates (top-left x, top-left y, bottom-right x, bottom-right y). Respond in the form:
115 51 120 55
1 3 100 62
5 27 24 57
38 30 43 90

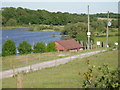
18 41 32 54
47 42 56 52
2 40 16 56
62 22 95 42
33 42 46 53
79 60 120 88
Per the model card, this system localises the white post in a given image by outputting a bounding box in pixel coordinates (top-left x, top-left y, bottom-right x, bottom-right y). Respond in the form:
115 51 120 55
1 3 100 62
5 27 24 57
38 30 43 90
106 11 109 48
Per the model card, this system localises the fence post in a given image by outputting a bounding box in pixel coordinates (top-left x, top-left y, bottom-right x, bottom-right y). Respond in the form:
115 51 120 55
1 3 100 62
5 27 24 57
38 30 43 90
16 72 23 89
13 66 15 76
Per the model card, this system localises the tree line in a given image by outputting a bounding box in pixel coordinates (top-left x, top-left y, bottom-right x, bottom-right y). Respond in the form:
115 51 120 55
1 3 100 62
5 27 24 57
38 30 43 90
2 40 56 56
95 13 118 18
1 7 118 27
1 7 87 26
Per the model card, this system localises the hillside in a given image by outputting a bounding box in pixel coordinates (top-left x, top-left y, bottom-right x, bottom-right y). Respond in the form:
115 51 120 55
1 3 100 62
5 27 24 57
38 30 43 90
2 50 118 88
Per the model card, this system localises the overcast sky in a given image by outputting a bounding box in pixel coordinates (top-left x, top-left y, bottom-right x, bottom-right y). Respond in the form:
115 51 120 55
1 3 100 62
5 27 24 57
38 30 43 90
1 1 119 14
2 0 120 2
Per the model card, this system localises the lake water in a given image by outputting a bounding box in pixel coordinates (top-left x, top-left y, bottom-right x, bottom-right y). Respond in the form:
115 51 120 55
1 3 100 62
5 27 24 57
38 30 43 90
1 28 62 52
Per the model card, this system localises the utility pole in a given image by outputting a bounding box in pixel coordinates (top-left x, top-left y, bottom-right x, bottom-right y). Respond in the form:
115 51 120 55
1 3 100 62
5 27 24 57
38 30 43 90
87 5 91 49
106 11 110 48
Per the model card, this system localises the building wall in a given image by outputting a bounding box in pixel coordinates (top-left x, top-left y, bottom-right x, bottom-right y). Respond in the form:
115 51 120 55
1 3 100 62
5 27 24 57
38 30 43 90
69 49 77 52
69 48 83 52
79 48 84 51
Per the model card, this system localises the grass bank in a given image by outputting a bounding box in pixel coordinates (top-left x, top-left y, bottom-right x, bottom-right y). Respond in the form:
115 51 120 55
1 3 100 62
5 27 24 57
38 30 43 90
94 28 118 47
2 50 118 88
1 26 30 30
1 25 64 31
2 48 105 70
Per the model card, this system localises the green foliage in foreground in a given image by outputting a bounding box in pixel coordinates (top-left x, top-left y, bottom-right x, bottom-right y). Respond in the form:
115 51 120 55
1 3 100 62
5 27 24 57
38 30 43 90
80 61 119 88
18 41 32 54
33 42 46 53
2 40 16 56
47 42 56 52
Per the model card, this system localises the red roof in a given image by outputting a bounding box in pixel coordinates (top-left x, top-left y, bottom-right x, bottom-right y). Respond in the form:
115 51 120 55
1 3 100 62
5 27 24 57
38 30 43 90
55 39 83 50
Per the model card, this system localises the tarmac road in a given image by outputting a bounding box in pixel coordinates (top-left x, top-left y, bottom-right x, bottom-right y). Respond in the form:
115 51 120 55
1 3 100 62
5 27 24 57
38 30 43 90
0 49 107 79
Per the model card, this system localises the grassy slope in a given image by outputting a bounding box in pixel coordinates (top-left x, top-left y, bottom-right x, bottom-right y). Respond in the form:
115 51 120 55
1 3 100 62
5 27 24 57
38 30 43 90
97 17 117 21
2 48 104 70
94 28 118 46
95 36 118 46
2 50 118 88
1 25 64 31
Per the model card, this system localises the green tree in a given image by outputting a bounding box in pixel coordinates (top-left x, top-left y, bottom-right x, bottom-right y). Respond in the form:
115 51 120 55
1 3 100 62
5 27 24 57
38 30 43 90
47 42 56 52
2 40 16 56
111 20 118 28
2 7 16 21
6 18 17 26
62 22 94 42
18 41 32 54
33 42 46 53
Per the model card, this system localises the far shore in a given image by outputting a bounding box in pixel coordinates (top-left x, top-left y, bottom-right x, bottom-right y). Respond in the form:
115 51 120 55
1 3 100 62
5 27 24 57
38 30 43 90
1 26 30 30
42 29 54 31
1 25 63 31
1 27 56 32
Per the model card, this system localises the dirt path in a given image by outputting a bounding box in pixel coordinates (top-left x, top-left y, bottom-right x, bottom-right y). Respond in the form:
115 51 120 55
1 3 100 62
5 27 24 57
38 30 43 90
0 49 107 79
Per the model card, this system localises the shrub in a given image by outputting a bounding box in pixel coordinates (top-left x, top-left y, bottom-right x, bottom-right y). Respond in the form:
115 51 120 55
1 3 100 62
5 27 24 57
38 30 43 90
79 61 120 88
2 40 16 56
33 42 46 53
18 41 32 54
47 42 56 52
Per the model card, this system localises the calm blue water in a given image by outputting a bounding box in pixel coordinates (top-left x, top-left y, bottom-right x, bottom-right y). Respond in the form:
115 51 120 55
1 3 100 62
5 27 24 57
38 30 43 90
1 28 62 53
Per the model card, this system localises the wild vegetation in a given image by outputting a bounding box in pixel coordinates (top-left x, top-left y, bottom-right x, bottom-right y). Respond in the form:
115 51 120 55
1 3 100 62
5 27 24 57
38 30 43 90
1 7 119 88
1 7 118 55
80 60 119 88
2 40 16 56
1 7 88 26
1 7 118 30
2 48 105 70
18 41 32 54
2 50 118 88
2 40 57 56
1 7 118 48
33 42 47 53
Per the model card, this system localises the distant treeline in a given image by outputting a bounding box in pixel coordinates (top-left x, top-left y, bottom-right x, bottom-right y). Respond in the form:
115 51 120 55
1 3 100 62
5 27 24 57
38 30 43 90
95 13 118 18
1 7 88 26
1 7 118 26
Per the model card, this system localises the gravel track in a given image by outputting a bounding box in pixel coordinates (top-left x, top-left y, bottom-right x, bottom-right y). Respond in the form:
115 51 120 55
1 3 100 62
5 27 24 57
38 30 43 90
0 49 107 79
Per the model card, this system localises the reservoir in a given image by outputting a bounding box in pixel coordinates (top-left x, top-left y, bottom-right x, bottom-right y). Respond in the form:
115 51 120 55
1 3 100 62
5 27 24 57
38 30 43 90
1 28 62 52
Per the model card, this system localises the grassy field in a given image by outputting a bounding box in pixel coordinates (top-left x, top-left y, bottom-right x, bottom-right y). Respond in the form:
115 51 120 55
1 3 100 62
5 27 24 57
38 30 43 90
94 36 118 46
2 48 104 70
2 51 70 70
97 17 117 21
94 28 118 47
2 50 118 88
1 26 30 30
